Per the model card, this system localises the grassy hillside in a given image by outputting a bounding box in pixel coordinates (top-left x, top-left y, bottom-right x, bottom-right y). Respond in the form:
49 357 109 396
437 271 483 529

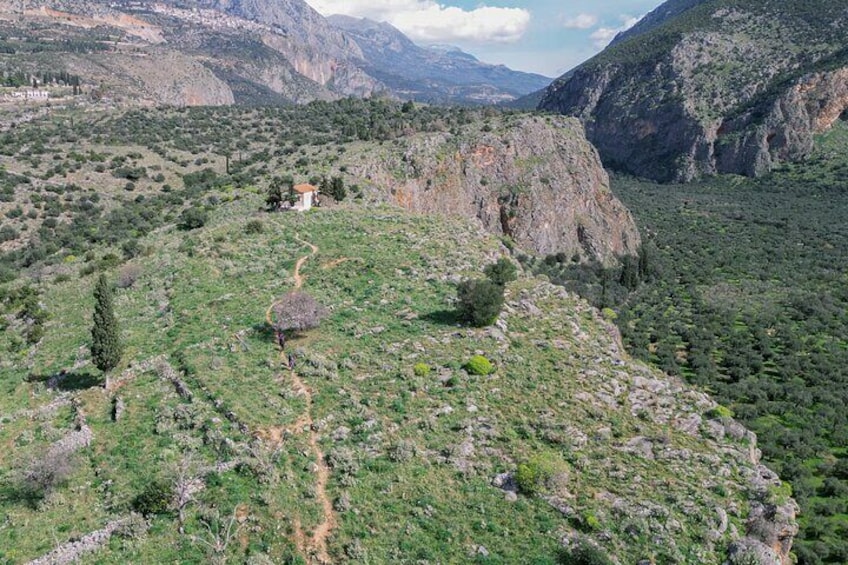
0 185 783 564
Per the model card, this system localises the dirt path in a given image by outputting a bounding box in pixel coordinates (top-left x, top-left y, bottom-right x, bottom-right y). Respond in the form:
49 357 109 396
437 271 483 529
264 237 336 563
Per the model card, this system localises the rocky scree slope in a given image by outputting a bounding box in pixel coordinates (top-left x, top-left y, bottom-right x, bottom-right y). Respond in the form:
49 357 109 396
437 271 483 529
346 114 640 264
0 200 797 563
539 0 848 181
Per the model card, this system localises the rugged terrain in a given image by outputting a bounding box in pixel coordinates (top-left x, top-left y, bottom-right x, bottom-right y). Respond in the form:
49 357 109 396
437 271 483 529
1 195 796 565
0 0 547 106
0 99 801 564
346 113 639 263
0 101 638 266
539 0 848 181
328 15 551 106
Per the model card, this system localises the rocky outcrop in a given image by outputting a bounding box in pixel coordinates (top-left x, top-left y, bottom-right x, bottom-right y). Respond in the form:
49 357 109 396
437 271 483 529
540 0 848 181
725 465 799 565
27 514 148 565
350 115 640 263
715 67 848 176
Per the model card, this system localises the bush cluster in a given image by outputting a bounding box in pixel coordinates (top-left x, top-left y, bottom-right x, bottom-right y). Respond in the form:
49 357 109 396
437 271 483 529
464 355 494 376
455 257 517 327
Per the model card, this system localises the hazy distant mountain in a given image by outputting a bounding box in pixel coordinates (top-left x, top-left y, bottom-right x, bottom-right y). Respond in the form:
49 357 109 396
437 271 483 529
328 14 552 105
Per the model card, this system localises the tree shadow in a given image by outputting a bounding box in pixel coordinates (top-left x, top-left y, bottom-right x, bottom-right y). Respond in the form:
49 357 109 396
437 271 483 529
251 323 306 345
27 370 103 391
422 309 463 326
252 322 275 342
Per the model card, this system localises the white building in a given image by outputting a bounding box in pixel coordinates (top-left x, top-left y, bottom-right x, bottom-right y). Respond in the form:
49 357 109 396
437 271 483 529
4 90 49 101
292 183 319 211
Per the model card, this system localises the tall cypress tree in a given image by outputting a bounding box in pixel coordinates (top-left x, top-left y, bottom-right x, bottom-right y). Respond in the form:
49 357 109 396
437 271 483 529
91 274 122 373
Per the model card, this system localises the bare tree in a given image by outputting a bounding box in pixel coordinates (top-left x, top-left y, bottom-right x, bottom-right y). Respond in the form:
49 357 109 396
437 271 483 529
172 452 204 531
189 507 242 565
270 291 327 334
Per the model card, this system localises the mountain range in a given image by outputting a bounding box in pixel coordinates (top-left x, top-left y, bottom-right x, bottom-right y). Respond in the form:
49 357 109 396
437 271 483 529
539 0 848 181
0 0 550 106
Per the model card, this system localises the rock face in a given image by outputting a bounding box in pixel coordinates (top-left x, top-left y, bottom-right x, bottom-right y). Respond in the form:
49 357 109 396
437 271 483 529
539 0 848 181
350 115 640 263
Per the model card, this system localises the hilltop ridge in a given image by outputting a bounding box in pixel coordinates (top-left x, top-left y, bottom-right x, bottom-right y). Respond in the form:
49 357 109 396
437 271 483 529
0 197 798 563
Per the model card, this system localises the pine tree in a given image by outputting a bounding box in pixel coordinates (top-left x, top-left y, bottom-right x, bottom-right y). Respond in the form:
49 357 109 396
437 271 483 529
91 274 122 373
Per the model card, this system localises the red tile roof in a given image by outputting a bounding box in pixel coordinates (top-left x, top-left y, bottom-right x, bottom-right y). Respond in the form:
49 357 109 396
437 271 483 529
293 183 318 194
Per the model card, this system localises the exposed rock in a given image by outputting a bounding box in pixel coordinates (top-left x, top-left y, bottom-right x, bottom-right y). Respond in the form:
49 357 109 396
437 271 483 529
539 1 848 181
28 514 148 565
351 115 640 263
1 0 544 107
724 538 782 565
328 15 551 105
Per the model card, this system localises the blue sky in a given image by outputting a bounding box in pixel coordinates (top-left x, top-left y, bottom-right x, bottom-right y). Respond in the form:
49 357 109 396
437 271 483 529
306 0 665 77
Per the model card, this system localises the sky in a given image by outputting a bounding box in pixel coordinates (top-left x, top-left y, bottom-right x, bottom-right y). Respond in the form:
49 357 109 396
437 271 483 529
304 0 666 77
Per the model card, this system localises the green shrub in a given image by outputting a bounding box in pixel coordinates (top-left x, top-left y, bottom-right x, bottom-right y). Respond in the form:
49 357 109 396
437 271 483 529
244 219 264 234
706 405 734 419
515 462 539 494
464 355 494 376
178 206 208 230
456 278 504 327
581 512 602 531
484 257 518 286
413 362 430 377
557 542 613 565
132 480 173 516
515 452 569 495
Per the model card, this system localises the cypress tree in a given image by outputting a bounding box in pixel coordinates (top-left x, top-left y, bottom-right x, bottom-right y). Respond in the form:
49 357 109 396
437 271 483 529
91 274 122 373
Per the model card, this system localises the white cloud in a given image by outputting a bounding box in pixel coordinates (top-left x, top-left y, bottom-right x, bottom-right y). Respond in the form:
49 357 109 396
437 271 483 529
589 14 641 48
306 0 530 44
562 13 598 30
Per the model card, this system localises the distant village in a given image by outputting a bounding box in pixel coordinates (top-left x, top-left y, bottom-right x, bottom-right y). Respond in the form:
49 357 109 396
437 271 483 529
3 89 49 102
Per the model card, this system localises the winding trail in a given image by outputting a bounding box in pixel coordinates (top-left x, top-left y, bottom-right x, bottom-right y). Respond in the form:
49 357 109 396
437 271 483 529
265 236 335 564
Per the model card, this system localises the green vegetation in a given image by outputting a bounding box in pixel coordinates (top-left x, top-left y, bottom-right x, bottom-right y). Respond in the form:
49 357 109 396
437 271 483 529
558 541 613 565
528 120 848 563
0 98 818 564
464 355 495 376
484 257 518 286
456 278 504 327
90 274 122 374
0 181 765 564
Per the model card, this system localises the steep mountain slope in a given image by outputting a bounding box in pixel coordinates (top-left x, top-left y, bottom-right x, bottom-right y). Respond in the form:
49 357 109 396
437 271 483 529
0 0 546 107
328 15 552 105
345 113 640 263
539 0 848 181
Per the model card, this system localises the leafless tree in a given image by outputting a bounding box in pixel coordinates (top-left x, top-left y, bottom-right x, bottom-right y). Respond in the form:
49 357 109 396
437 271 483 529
171 452 203 531
189 507 242 565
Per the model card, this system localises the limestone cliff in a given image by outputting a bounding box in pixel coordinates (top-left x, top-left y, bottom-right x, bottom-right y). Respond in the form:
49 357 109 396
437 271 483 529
348 115 640 263
540 0 848 181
